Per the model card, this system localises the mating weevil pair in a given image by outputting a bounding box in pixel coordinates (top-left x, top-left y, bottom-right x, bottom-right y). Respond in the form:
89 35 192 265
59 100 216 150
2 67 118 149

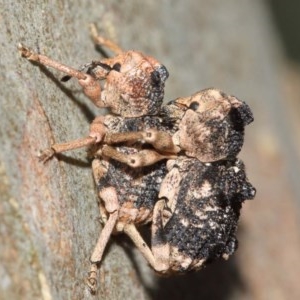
19 24 255 293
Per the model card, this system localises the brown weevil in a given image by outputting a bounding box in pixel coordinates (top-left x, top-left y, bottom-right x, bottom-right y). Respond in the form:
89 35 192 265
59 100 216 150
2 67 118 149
19 24 177 292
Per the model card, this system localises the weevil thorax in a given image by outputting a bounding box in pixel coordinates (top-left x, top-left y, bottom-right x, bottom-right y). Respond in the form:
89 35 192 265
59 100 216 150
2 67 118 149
173 88 254 162
94 51 169 117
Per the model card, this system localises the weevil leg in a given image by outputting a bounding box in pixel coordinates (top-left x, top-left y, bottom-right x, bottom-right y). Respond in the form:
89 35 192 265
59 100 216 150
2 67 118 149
87 186 119 293
89 23 123 55
39 136 96 163
105 130 180 154
18 44 105 107
86 263 98 294
40 115 108 163
102 130 180 168
89 116 107 144
99 145 176 168
89 208 118 263
18 43 87 80
150 199 170 273
123 223 157 269
104 131 144 144
91 159 109 224
142 129 180 154
123 222 169 273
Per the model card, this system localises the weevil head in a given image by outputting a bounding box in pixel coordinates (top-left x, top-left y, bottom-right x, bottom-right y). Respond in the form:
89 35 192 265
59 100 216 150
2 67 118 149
172 88 254 162
92 51 169 117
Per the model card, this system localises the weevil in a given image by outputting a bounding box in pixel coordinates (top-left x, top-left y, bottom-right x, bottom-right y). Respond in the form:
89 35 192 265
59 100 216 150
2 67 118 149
19 24 179 292
148 156 255 274
102 88 255 274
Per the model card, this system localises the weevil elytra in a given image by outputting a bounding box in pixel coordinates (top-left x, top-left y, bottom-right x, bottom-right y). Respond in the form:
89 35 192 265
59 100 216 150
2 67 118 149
19 24 255 293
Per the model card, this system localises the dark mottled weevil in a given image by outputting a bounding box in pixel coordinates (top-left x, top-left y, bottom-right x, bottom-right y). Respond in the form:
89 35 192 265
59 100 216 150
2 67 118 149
104 88 256 274
18 24 179 292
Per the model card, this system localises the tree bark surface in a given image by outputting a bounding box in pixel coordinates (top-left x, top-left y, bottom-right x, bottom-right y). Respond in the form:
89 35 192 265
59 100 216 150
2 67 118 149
1 1 300 300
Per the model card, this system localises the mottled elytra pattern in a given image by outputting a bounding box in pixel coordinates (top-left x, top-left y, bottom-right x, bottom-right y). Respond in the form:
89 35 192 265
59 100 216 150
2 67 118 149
98 159 166 210
155 157 255 273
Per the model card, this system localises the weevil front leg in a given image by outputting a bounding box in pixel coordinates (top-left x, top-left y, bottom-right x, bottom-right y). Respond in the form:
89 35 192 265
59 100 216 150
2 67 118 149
18 44 107 107
39 136 97 162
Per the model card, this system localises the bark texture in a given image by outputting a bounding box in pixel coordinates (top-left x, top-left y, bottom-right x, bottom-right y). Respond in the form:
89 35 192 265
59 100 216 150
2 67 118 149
1 1 300 300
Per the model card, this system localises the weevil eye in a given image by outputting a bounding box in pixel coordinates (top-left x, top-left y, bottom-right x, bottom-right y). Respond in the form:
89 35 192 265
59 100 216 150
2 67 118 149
112 62 121 72
152 65 169 85
150 70 161 85
189 101 199 111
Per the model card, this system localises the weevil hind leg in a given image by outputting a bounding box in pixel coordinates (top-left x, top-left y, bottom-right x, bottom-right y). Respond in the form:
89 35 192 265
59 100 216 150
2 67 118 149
87 186 120 293
123 224 157 270
123 222 170 274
